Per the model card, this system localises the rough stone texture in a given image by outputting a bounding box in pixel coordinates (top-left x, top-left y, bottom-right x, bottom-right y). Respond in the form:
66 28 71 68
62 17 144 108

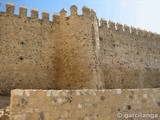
0 3 160 93
0 4 104 95
0 96 10 120
56 6 103 89
0 3 160 120
10 89 160 120
0 4 58 95
99 23 160 89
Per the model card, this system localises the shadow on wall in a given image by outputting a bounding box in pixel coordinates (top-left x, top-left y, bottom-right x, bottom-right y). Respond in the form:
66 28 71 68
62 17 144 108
0 96 10 120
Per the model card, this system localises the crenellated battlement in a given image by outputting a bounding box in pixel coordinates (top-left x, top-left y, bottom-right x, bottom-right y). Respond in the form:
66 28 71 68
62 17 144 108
60 8 67 18
100 18 107 28
19 6 27 17
42 11 49 22
52 13 60 24
6 2 14 15
2 3 98 26
116 22 123 31
0 3 160 119
99 18 160 39
3 2 159 40
130 26 136 34
108 20 115 30
124 24 130 33
31 9 38 19
82 6 90 17
70 5 78 16
0 2 160 95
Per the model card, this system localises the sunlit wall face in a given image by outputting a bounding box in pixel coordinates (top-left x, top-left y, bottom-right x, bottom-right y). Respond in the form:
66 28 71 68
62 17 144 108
0 0 160 34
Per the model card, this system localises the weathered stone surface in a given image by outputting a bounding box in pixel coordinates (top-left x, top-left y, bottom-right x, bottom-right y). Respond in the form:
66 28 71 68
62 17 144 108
0 4 58 95
99 25 160 89
0 3 160 120
10 89 160 120
0 3 160 93
0 96 10 120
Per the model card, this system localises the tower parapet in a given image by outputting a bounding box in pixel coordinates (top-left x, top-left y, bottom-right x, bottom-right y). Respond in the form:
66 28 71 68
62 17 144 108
124 24 130 33
108 20 115 30
60 8 67 18
116 22 123 31
6 3 14 14
55 5 104 89
59 8 67 24
131 26 136 34
91 9 96 19
53 13 60 24
70 5 77 16
42 11 49 22
19 6 27 17
31 9 38 19
82 6 90 17
100 18 107 28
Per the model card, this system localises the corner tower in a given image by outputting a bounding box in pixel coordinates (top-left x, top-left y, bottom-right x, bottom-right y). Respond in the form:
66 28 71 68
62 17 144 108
56 6 104 89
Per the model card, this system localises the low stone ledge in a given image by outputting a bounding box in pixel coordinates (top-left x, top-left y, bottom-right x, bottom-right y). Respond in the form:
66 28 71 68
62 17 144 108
10 89 160 120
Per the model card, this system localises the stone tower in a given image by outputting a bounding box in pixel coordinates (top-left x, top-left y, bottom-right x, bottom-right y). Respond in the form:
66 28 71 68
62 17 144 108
56 6 104 89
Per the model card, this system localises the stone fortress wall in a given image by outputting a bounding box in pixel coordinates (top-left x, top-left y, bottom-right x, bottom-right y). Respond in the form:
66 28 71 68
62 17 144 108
0 3 58 94
99 20 160 89
0 3 160 95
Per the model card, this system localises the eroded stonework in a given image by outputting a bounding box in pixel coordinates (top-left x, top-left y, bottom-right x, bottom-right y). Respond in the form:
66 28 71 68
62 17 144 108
10 89 160 120
0 3 160 94
0 3 160 120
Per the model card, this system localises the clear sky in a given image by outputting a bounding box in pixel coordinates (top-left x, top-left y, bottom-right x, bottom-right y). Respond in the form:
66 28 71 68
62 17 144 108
0 0 160 34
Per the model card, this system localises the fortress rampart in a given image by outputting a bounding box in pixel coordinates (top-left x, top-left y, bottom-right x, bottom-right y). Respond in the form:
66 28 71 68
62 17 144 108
99 19 160 89
0 3 160 95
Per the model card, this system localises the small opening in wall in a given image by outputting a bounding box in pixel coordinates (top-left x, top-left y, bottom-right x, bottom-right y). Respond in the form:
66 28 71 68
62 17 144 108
127 105 131 110
24 20 26 23
68 23 69 25
19 57 24 61
66 17 69 21
100 37 103 41
20 28 22 30
100 96 105 101
21 42 24 45
51 26 52 28
157 102 160 106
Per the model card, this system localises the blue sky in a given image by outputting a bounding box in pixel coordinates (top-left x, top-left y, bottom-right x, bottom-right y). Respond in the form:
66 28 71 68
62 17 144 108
0 0 160 34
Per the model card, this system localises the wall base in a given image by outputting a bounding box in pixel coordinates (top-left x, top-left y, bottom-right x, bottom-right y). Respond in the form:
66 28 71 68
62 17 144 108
10 89 160 120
